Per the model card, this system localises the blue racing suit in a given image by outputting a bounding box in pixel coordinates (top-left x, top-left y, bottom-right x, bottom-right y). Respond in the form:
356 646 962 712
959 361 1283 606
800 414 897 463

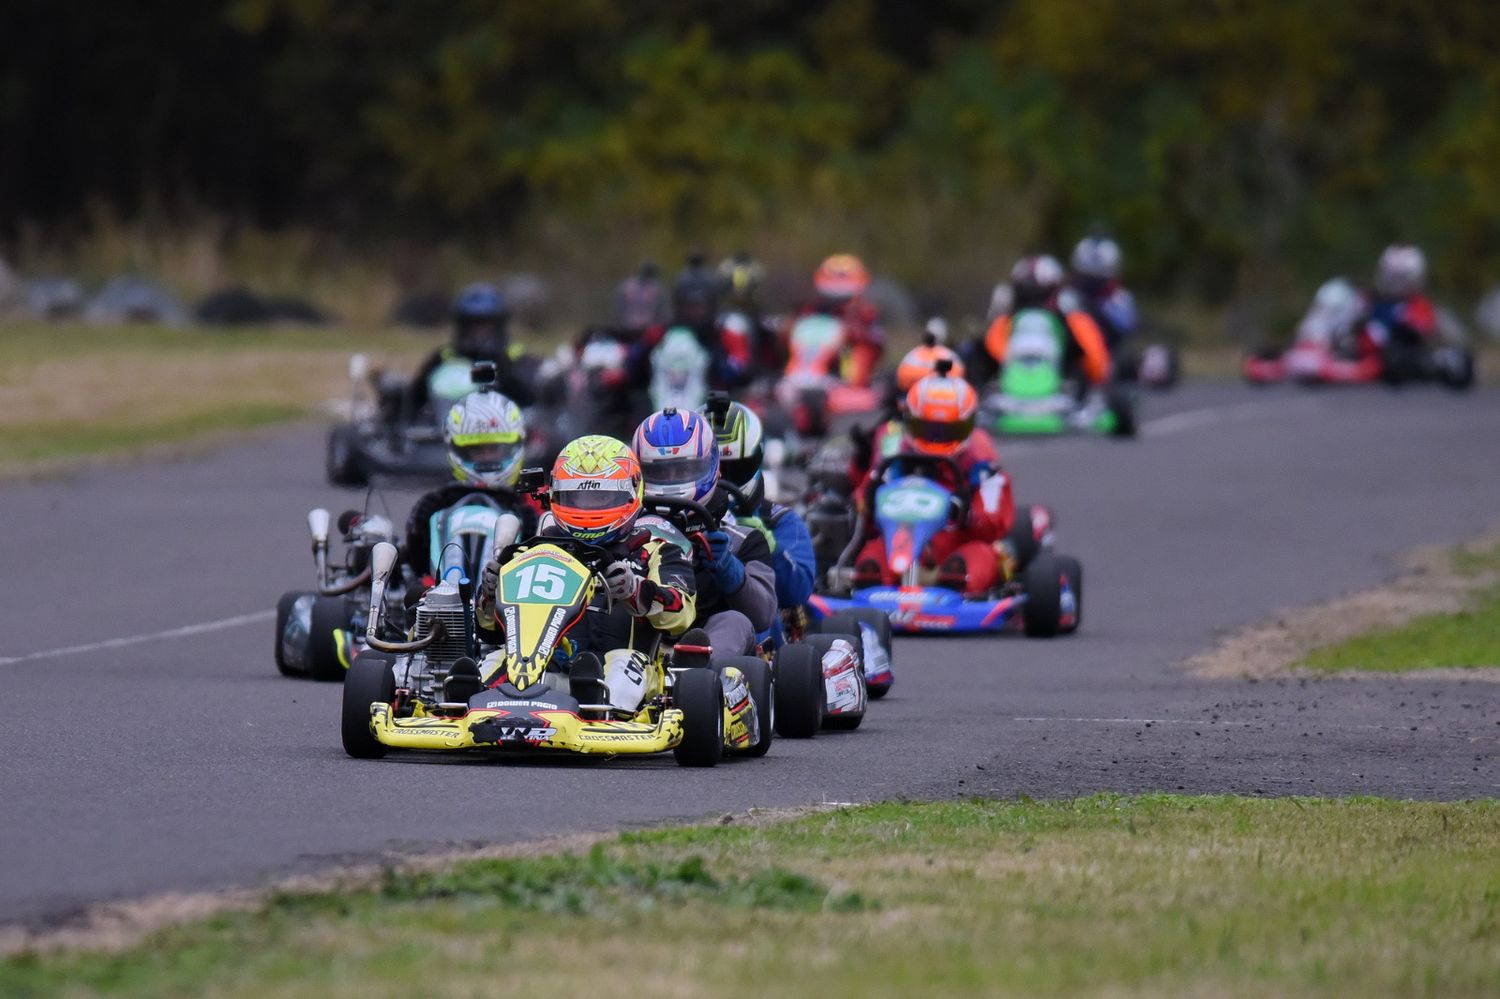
739 500 816 645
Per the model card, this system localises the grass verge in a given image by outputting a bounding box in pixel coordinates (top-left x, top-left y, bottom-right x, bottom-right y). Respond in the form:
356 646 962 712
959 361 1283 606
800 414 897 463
5 794 1499 997
0 324 435 476
1297 540 1500 674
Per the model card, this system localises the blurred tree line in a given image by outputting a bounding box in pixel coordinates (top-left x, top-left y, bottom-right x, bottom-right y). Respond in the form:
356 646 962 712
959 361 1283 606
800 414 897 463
3 0 1498 317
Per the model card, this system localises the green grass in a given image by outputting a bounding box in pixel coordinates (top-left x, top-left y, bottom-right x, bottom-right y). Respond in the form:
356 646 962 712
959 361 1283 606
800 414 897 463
1300 584 1500 674
6 795 1500 998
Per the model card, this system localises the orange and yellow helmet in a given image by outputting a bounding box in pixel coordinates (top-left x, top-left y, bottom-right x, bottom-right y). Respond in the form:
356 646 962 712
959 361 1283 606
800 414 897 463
814 253 870 299
549 435 643 545
896 343 965 392
903 374 977 456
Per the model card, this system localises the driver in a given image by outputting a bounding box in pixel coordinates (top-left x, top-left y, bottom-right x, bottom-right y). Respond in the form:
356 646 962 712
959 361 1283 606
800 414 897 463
850 368 1017 597
402 389 538 578
972 255 1111 389
797 253 884 387
1362 244 1437 353
634 408 777 657
475 435 697 712
407 282 535 415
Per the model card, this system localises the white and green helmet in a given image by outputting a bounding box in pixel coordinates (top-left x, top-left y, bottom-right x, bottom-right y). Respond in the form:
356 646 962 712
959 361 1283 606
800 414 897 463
443 390 525 488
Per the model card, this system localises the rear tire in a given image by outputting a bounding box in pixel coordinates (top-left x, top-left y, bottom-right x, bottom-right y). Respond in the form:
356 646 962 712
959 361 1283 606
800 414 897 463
274 590 310 677
307 595 352 682
817 608 894 699
772 643 823 738
1439 348 1476 390
1106 385 1137 438
326 424 369 487
1021 553 1064 638
723 656 774 758
341 653 394 759
673 668 724 767
807 633 864 731
1055 554 1083 634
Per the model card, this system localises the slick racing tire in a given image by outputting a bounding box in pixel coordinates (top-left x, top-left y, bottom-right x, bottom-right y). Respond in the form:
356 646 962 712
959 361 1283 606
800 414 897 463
341 652 395 759
1438 348 1476 391
772 642 824 739
722 656 774 758
1106 385 1137 438
1006 508 1041 570
274 590 311 677
1021 552 1066 638
673 667 724 768
326 423 369 487
815 609 893 700
807 633 864 731
307 595 352 682
1056 554 1083 634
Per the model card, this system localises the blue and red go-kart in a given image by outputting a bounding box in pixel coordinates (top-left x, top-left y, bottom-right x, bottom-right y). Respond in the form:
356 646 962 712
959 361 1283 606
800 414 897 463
812 453 1081 637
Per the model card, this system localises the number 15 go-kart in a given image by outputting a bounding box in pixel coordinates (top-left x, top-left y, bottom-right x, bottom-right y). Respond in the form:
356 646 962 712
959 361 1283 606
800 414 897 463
342 529 771 767
813 454 1082 636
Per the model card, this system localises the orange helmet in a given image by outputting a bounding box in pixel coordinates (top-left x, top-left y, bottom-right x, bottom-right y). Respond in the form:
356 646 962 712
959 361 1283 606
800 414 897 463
814 254 870 299
549 435 644 545
903 374 977 456
896 343 965 392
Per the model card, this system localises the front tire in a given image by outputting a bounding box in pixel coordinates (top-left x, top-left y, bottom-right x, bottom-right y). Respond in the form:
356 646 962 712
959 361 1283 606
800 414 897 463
772 643 824 738
673 667 724 767
307 595 352 682
1021 553 1064 638
1106 385 1137 438
1055 554 1083 634
341 653 394 759
274 590 311 677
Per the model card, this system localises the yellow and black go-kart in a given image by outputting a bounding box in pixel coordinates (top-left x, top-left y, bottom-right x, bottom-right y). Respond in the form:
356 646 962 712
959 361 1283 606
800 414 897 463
340 532 770 767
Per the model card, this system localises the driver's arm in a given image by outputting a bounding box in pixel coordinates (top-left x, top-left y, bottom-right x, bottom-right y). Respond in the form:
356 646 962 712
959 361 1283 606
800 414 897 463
640 540 696 636
1063 311 1111 384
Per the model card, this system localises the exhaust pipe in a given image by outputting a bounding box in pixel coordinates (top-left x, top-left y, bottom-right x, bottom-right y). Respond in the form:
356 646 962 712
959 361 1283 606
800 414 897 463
365 541 441 653
307 508 331 585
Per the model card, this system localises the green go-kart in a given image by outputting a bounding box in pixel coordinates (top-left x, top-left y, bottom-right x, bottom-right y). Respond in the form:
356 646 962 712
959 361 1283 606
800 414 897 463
980 308 1137 438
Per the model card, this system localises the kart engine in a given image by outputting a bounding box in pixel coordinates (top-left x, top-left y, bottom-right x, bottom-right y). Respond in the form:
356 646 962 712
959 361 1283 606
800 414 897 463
400 582 471 697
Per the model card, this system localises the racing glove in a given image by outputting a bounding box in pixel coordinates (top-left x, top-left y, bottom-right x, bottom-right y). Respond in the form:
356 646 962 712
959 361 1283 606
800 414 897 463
480 553 502 599
705 529 746 594
604 558 658 616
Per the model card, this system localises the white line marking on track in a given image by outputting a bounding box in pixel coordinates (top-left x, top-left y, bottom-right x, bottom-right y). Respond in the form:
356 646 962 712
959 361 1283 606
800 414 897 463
1012 716 1247 727
0 610 274 665
1139 397 1323 439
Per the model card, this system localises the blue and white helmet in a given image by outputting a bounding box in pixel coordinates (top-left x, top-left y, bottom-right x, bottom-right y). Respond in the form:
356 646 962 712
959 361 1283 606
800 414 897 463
633 408 720 502
1070 236 1122 280
443 390 525 489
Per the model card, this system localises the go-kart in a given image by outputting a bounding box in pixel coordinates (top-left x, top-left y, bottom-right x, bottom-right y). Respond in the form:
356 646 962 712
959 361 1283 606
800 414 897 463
775 314 882 437
980 309 1136 437
1244 278 1475 389
813 453 1081 637
325 353 484 487
342 494 771 766
276 494 522 681
638 484 867 735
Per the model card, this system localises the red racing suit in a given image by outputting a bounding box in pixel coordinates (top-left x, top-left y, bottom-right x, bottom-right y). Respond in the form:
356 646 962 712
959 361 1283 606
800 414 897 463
798 296 884 387
851 428 1016 596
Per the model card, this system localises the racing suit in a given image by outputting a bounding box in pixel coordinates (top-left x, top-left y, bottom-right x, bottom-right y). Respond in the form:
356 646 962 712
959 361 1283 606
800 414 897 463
631 319 753 390
1065 277 1138 356
1360 291 1438 355
407 343 536 414
979 306 1112 387
851 429 1016 597
612 272 669 336
401 484 539 577
737 499 817 609
798 296 884 387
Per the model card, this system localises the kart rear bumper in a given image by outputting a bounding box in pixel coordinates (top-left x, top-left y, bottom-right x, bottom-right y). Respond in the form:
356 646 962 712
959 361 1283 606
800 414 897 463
369 703 686 755
810 587 1022 634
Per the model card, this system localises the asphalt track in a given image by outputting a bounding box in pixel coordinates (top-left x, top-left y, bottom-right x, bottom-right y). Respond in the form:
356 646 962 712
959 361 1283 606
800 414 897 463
3 382 1498 926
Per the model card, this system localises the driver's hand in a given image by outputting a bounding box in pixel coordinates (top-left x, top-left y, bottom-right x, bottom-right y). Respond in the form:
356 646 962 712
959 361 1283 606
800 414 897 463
480 553 503 597
603 559 649 614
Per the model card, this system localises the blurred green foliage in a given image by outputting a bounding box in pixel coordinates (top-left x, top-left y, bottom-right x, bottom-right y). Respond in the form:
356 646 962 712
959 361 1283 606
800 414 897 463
3 0 1498 309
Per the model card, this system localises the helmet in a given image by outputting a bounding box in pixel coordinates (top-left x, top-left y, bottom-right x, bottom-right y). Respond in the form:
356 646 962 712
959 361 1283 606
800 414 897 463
443 390 525 488
719 252 763 305
896 339 966 391
814 254 870 300
1070 237 1122 280
702 400 764 507
633 408 720 503
549 436 643 546
1010 255 1066 308
903 374 978 457
1374 244 1427 297
452 281 509 356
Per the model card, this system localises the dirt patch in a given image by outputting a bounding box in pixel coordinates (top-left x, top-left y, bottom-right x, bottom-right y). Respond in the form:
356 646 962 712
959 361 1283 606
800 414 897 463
1186 528 1500 681
0 803 844 958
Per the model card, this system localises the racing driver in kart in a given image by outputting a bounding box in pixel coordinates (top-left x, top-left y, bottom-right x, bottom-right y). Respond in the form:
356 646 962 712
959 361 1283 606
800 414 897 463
797 253 885 388
850 365 1019 597
474 435 698 714
1361 244 1438 356
407 282 536 415
970 254 1112 390
401 388 539 582
634 408 778 659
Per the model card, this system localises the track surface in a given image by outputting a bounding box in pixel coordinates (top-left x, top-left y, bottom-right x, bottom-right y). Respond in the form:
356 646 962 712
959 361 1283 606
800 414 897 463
2 383 1498 925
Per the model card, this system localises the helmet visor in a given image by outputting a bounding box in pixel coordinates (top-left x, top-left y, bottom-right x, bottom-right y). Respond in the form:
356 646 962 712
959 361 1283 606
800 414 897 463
904 413 975 446
642 454 715 488
552 485 637 512
452 438 521 471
